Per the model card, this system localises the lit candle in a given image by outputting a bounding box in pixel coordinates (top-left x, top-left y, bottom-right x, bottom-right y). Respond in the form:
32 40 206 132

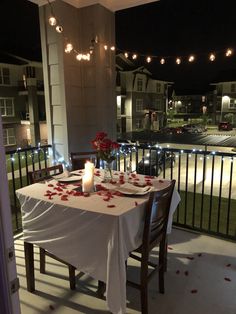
82 161 95 192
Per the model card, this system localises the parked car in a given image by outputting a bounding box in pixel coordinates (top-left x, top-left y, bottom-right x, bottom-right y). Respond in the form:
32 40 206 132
137 150 175 176
182 124 203 134
159 127 183 134
218 121 233 131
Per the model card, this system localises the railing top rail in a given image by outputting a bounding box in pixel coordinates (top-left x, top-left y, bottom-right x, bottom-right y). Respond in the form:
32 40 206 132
6 144 52 156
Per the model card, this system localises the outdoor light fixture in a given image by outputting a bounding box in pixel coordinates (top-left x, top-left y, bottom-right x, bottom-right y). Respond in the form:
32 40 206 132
56 25 63 33
146 56 151 63
226 48 233 57
132 54 137 60
124 52 129 58
65 43 73 53
160 58 165 64
48 16 57 26
188 55 195 62
176 57 181 64
209 53 215 61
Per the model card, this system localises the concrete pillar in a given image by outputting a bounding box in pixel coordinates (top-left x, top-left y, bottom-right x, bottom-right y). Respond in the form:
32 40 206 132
27 78 41 146
39 1 116 163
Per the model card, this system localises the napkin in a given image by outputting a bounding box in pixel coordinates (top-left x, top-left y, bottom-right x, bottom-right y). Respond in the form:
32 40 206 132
116 183 152 195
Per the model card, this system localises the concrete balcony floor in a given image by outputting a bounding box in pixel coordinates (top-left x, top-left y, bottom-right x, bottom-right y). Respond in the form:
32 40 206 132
15 228 236 314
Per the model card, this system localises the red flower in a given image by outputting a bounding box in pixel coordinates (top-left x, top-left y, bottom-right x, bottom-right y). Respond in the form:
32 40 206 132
95 132 107 140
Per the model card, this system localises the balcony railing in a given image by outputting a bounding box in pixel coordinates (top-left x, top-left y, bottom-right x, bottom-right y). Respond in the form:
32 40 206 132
7 144 236 240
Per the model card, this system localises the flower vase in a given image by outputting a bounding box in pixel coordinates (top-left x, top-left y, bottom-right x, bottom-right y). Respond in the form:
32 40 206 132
103 161 113 182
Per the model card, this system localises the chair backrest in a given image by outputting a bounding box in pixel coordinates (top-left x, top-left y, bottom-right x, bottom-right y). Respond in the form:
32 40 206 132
28 164 63 184
142 180 176 252
70 151 98 171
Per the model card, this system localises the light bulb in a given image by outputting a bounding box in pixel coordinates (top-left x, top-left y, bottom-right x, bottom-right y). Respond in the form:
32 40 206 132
124 52 129 58
65 43 73 53
226 48 233 57
110 46 115 51
176 57 181 64
104 45 108 50
209 53 215 61
132 54 137 60
146 56 151 63
76 53 83 61
188 55 195 62
56 25 63 33
48 16 57 26
160 58 165 64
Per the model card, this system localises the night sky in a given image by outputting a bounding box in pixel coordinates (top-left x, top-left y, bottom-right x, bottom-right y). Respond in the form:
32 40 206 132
116 0 236 92
0 0 236 92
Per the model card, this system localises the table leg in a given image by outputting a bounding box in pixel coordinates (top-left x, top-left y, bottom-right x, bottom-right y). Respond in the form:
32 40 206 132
24 242 35 292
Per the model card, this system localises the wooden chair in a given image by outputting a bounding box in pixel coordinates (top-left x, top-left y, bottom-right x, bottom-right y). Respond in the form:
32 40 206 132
70 151 99 170
27 164 76 290
28 164 63 184
127 180 176 314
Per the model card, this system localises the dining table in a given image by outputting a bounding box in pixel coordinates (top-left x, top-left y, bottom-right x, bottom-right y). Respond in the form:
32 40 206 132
16 169 181 314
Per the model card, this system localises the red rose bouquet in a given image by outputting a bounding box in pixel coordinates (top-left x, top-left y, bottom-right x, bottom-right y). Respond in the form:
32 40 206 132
91 132 120 164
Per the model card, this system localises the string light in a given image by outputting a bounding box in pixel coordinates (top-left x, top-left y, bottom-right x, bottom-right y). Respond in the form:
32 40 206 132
104 45 108 50
146 56 151 63
110 46 115 51
226 48 233 57
124 52 129 58
209 53 216 61
160 58 165 64
48 16 57 26
188 55 195 62
176 57 181 65
65 43 73 53
132 54 137 60
55 25 63 33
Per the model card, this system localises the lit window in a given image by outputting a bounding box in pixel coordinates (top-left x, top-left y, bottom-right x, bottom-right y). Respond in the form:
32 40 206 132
0 98 15 116
136 99 143 112
3 128 16 146
0 67 10 85
229 99 236 108
137 78 143 91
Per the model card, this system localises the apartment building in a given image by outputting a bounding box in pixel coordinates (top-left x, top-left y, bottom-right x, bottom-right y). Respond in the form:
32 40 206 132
0 52 46 151
116 54 171 135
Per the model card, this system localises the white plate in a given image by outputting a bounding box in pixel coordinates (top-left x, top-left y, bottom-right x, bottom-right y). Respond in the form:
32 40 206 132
115 183 153 195
57 175 82 182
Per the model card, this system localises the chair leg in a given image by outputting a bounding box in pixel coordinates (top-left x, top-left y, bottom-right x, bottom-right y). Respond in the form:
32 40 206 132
39 247 46 274
164 239 168 272
159 240 165 294
97 280 106 298
24 242 35 292
140 259 149 314
69 265 76 290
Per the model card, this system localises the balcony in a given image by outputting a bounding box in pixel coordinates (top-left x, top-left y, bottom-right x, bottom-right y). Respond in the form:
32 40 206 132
16 227 236 313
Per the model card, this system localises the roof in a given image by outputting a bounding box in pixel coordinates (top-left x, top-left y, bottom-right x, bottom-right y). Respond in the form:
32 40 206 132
0 51 29 65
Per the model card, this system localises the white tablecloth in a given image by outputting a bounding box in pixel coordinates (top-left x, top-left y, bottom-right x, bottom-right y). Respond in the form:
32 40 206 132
16 172 180 314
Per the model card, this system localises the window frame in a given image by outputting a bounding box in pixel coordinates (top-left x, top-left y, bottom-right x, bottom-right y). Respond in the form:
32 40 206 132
3 128 16 146
137 78 143 92
136 99 144 112
0 67 10 85
0 98 15 117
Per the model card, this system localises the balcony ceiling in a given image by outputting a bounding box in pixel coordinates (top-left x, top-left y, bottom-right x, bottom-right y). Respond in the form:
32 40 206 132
29 0 160 12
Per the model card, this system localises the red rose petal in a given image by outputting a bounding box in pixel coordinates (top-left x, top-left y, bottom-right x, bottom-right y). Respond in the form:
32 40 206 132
184 271 189 276
107 205 115 208
198 253 202 257
83 192 90 197
168 246 173 250
224 277 231 282
226 264 231 267
176 270 180 274
48 184 54 187
49 304 55 310
135 201 138 206
191 289 198 294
